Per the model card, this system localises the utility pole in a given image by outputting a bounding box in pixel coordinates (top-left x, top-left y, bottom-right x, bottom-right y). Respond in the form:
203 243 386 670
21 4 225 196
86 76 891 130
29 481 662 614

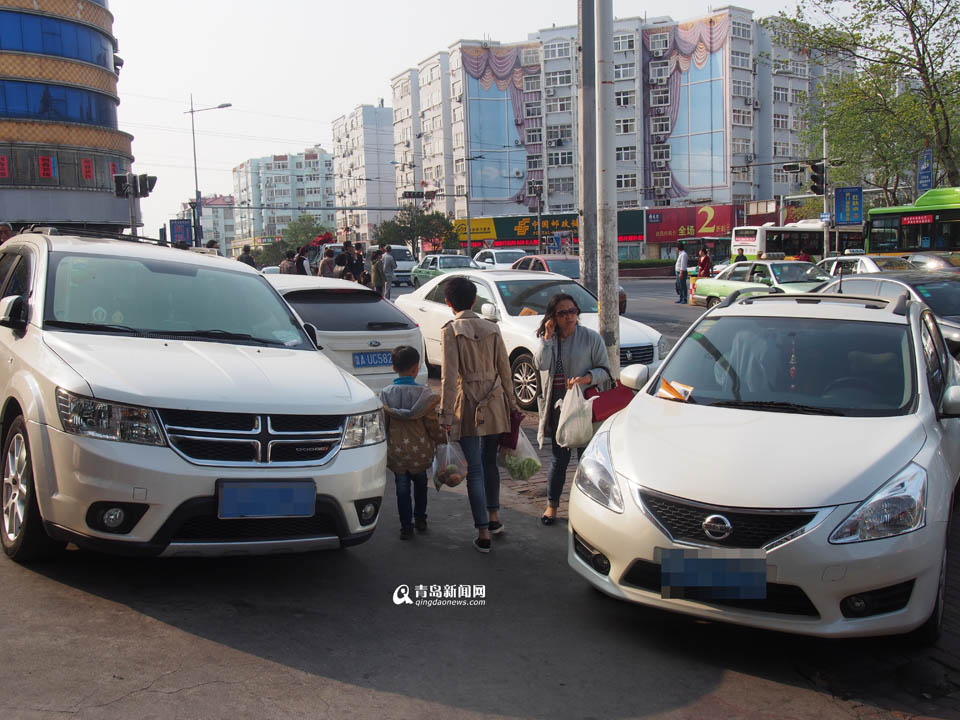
823 126 829 258
595 0 619 376
536 189 543 254
578 0 598 294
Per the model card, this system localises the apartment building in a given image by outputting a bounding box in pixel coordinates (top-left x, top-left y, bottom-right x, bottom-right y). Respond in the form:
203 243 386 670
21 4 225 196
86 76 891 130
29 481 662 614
332 103 396 245
232 146 335 254
390 68 423 203
175 194 235 252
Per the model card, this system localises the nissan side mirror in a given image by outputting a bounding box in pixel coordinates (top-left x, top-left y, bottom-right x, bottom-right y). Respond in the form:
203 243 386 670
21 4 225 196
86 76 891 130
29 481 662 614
480 303 500 322
941 385 960 419
620 364 649 390
0 295 27 331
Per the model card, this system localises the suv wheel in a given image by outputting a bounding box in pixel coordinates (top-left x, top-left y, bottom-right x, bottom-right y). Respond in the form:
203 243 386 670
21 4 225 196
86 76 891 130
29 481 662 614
511 353 539 411
1 417 64 562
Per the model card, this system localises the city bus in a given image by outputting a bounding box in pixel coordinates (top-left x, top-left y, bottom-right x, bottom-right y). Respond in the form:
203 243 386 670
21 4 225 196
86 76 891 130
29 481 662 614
865 187 960 254
731 222 828 261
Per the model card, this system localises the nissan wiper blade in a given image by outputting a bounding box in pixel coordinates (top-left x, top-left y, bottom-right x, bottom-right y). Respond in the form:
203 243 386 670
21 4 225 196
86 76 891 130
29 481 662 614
367 321 409 329
45 320 149 335
707 400 845 416
176 329 286 346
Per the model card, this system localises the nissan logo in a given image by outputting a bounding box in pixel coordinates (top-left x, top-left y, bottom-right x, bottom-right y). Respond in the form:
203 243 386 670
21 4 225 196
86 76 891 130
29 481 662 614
702 514 733 541
369 340 381 347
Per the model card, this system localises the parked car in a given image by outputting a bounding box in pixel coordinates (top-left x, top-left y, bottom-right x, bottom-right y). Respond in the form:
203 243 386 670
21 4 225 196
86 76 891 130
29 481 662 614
365 245 417 286
901 253 960 273
817 255 918 275
691 260 830 308
0 232 386 561
266 275 427 391
395 270 664 410
410 254 483 287
570 290 959 641
473 248 527 270
817 271 960 357
511 254 628 314
261 266 280 274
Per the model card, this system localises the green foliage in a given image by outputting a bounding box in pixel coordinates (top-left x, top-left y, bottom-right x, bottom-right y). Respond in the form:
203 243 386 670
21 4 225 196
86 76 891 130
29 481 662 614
253 240 295 268
788 197 828 221
282 214 330 249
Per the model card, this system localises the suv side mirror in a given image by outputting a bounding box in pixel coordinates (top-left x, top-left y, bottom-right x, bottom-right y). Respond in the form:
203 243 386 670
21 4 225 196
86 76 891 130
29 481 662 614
480 303 500 322
302 322 322 350
620 364 649 390
941 385 960 418
0 295 27 331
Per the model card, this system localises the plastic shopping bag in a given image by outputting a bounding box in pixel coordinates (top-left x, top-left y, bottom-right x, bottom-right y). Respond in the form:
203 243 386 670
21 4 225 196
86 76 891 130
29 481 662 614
433 433 468 491
555 384 595 449
498 428 542 482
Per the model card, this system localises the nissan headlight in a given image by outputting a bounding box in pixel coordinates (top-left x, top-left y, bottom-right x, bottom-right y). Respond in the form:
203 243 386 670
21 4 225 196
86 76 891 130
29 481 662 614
657 335 668 361
574 431 623 513
829 463 927 544
55 388 165 446
341 410 385 449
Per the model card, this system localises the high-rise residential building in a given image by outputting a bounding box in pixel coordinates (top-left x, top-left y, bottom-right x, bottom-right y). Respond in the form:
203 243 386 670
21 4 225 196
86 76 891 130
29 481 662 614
390 69 422 201
332 103 396 245
416 51 455 218
232 146 335 254
176 194 234 250
0 0 137 232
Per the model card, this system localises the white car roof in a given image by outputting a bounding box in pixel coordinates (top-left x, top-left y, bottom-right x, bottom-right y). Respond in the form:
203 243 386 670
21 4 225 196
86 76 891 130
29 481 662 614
711 293 911 324
265 275 375 292
422 268 570 283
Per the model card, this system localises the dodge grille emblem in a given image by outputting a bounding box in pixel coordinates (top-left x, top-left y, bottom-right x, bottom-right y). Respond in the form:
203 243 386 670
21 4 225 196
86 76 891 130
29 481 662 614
702 514 733 541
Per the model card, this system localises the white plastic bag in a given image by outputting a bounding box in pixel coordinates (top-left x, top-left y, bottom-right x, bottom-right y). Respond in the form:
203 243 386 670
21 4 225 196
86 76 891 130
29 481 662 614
498 428 542 482
555 384 595 449
433 433 468 491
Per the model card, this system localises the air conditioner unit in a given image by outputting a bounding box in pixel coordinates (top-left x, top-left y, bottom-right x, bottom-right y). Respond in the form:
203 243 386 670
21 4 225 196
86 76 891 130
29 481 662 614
513 169 523 178
481 41 490 49
746 153 756 161
655 159 666 167
404 141 410 148
655 107 665 116
753 99 761 109
743 96 752 106
454 94 463 103
514 139 522 146
656 76 667 85
655 187 665 195
652 48 664 57
545 87 556 96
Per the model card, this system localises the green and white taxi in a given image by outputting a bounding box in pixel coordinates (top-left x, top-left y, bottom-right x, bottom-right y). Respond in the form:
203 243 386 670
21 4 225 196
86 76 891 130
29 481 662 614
691 260 830 308
410 254 483 287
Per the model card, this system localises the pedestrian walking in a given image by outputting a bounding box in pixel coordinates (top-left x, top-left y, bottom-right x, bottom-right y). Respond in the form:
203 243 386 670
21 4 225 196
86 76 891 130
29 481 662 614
371 250 386 296
237 244 257 269
380 346 444 540
294 246 311 275
733 247 747 264
535 293 611 525
318 247 336 277
439 277 516 553
698 248 713 279
380 244 397 300
350 245 365 279
279 250 297 274
675 242 689 304
333 252 348 278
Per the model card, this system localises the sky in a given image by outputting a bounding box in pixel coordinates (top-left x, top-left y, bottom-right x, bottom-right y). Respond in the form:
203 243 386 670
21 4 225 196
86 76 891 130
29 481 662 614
110 0 790 238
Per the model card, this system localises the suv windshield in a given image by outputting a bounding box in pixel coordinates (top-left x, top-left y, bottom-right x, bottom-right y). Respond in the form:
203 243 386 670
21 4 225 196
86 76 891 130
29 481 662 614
496 279 598 316
770 262 829 283
391 248 414 262
44 253 310 348
652 316 914 416
282 288 413 331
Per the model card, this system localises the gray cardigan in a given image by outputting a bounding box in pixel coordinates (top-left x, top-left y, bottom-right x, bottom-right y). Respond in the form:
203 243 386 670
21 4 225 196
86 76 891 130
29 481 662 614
535 324 611 448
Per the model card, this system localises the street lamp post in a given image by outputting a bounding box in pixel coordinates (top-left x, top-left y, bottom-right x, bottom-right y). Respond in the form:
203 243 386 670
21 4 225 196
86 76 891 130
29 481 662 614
185 95 231 252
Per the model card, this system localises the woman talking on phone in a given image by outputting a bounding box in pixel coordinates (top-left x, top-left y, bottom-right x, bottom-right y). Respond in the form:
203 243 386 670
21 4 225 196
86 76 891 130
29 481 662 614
535 293 611 525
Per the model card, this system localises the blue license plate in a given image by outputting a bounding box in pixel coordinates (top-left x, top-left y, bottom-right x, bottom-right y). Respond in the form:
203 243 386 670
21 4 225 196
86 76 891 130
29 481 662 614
657 547 767 600
353 351 393 369
217 480 316 519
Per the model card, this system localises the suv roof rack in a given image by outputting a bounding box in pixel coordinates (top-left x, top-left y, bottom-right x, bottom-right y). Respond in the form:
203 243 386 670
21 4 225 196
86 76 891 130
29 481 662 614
21 225 163 245
722 291 911 315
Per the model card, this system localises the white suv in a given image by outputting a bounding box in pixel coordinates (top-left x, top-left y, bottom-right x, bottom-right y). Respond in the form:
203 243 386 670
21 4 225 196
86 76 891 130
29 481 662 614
0 233 386 561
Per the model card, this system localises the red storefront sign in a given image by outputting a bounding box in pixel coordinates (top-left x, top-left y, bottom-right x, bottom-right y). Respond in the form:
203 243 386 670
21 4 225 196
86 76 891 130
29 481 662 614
81 158 94 180
38 156 56 178
0 156 7 178
902 214 934 226
109 161 118 176
644 205 736 243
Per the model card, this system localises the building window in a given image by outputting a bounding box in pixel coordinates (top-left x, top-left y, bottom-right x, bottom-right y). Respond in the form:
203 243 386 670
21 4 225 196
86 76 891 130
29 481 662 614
616 146 637 161
617 199 639 209
614 63 635 80
616 118 637 134
652 144 671 162
732 108 753 126
553 203 575 212
527 179 543 195
792 116 807 131
548 151 573 166
774 141 791 156
526 127 543 144
525 100 542 118
732 138 753 154
548 177 575 193
773 58 790 74
546 124 573 142
650 117 670 135
454 158 465 173
546 96 573 113
613 34 635 51
454 131 464 147
527 154 543 170
615 90 636 106
545 70 572 87
616 173 637 189
773 113 789 130
791 88 807 104
650 33 669 52
650 88 670 106
731 51 751 69
652 171 671 189
521 47 540 66
732 79 752 97
773 170 791 183
524 74 541 92
732 20 752 40
543 42 570 60
731 166 752 181
773 86 788 103
791 60 808 77
649 61 669 81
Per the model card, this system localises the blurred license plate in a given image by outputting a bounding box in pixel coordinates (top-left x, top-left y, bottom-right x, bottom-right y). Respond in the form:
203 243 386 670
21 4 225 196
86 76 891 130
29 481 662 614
656 547 767 600
218 480 315 519
353 351 393 369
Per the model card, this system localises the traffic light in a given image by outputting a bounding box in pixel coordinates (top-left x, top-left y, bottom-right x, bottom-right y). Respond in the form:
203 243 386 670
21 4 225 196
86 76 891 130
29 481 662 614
781 162 802 173
402 190 424 199
113 173 130 198
424 190 437 200
137 174 157 197
808 161 825 195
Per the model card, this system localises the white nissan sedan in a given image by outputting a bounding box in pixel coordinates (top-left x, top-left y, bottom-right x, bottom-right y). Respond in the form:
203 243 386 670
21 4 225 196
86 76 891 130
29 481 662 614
569 290 959 641
395 270 665 410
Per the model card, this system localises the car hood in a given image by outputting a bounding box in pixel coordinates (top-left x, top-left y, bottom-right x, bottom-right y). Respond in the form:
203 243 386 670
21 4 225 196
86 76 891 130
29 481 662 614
43 332 378 414
503 312 661 345
608 393 925 508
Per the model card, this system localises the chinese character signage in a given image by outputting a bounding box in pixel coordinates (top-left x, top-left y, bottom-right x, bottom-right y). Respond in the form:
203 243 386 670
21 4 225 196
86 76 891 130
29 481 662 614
453 217 497 242
109 161 118 176
169 219 193 246
639 205 736 243
38 156 57 178
81 158 94 180
902 214 934 226
0 156 7 179
834 186 863 225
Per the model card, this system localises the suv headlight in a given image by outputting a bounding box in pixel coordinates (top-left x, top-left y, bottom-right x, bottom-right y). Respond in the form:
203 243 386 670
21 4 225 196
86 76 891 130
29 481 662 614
657 335 668 361
341 410 385 449
55 389 165 446
574 431 623 513
829 463 927 544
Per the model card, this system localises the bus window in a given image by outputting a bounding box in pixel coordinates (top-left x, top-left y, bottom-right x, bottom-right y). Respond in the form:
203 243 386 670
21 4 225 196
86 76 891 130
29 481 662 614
903 223 924 250
870 216 899 252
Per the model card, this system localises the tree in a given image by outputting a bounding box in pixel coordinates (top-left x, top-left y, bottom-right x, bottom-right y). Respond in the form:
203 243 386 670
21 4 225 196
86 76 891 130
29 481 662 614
253 239 295 268
778 0 960 189
283 214 331 249
371 209 460 253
